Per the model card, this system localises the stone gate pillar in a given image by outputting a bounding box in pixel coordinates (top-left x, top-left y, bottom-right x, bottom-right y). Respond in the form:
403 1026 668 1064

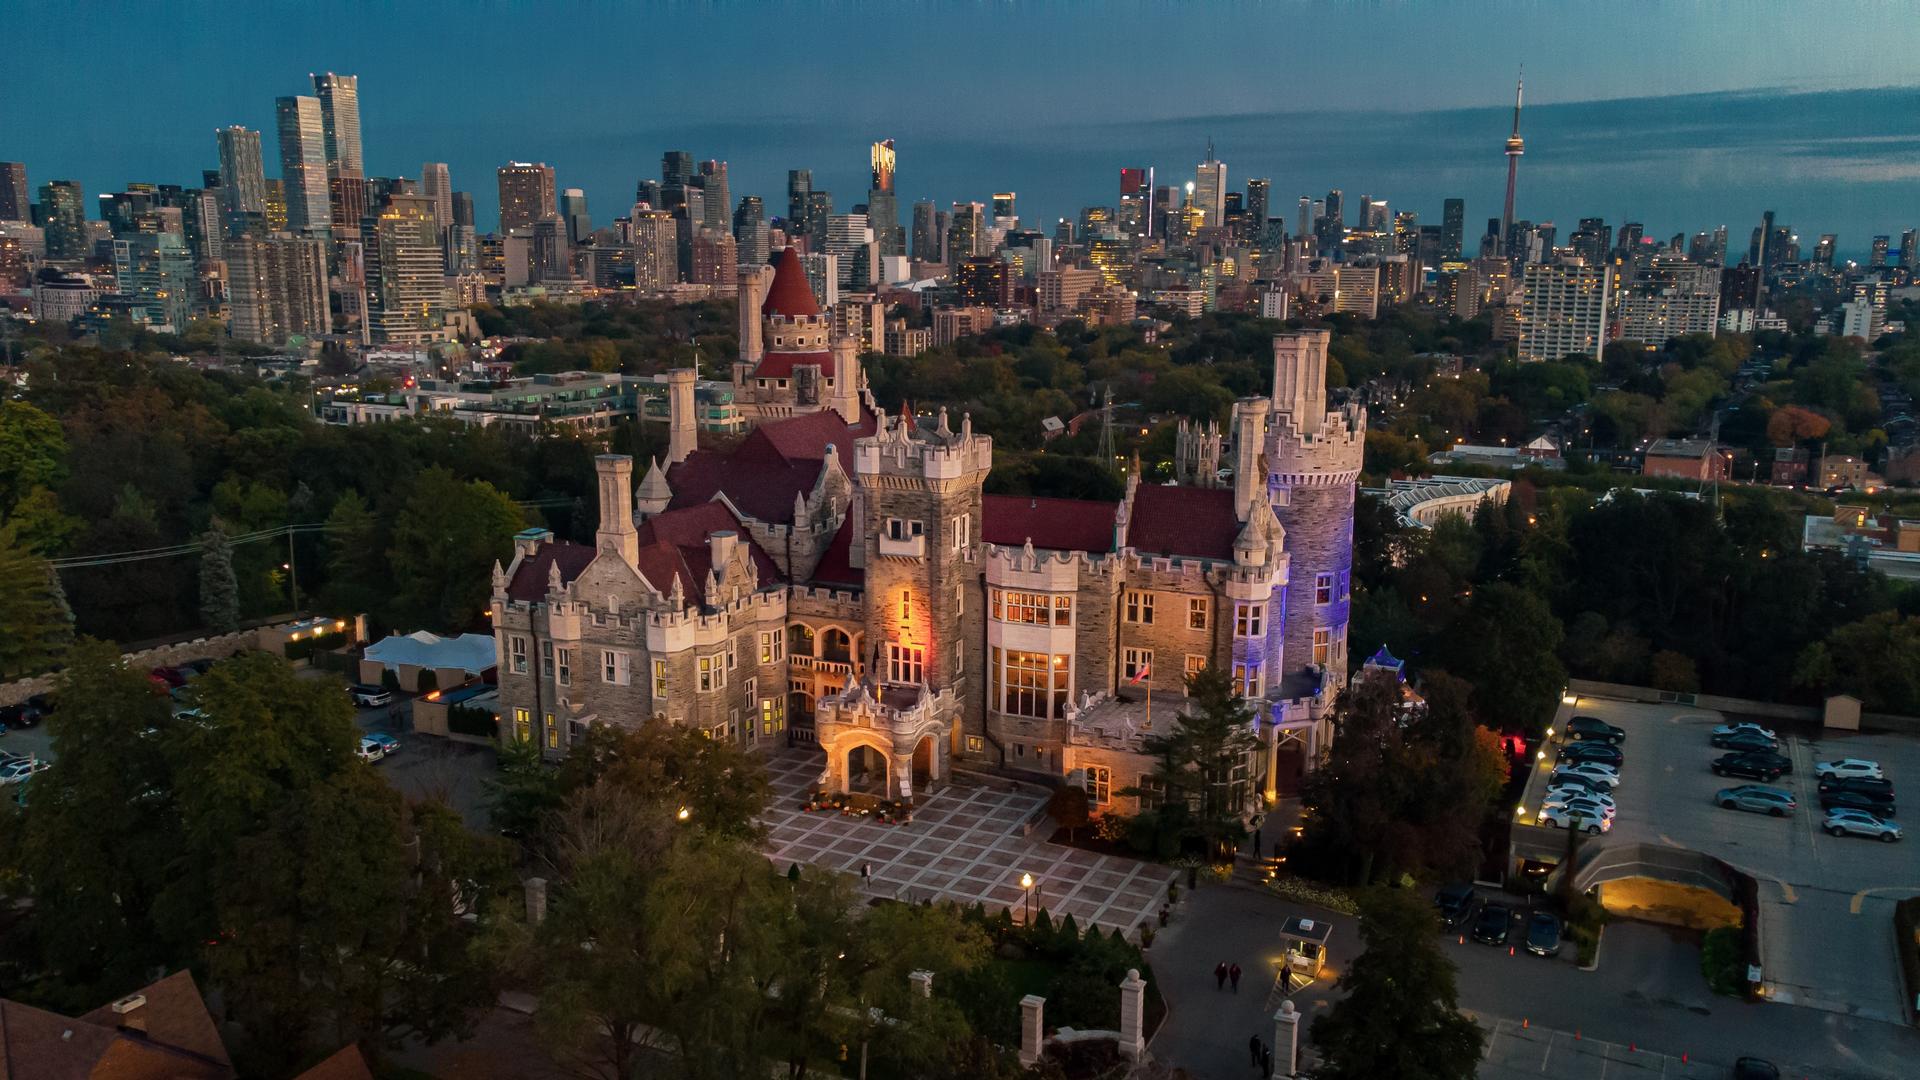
1018 994 1046 1066
1118 968 1146 1059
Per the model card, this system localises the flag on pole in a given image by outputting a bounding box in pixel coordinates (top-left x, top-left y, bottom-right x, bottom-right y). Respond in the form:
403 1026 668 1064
1127 660 1151 685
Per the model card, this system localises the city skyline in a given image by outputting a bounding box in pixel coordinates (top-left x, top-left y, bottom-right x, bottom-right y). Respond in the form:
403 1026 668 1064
7 1 1920 247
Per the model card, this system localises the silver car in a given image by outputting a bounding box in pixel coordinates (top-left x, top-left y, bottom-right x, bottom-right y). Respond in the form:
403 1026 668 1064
1823 808 1902 842
1716 784 1795 817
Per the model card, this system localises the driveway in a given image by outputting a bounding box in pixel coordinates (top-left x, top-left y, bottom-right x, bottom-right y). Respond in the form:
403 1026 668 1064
760 747 1172 934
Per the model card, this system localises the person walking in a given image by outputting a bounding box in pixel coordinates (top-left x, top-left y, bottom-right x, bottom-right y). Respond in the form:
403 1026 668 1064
861 861 872 886
1261 1043 1274 1078
1248 1034 1262 1067
1214 961 1228 990
1229 962 1242 993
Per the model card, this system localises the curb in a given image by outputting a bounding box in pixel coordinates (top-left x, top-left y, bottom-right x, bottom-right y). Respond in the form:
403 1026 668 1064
1579 924 1605 971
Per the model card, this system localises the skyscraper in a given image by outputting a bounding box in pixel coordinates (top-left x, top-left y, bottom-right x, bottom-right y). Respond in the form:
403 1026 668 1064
1871 235 1890 268
1901 230 1918 273
911 200 939 262
1441 198 1465 259
311 72 364 178
112 231 195 329
1193 142 1226 229
733 195 768 267
1501 73 1525 246
371 193 445 343
451 191 474 229
698 160 730 235
1118 167 1150 237
0 163 28 223
1518 260 1610 362
1245 178 1270 231
420 163 453 229
786 169 812 231
215 126 268 223
868 140 901 257
662 151 694 188
228 233 331 344
631 209 678 289
497 162 556 234
559 188 591 244
275 96 330 235
991 193 1017 229
947 202 984 264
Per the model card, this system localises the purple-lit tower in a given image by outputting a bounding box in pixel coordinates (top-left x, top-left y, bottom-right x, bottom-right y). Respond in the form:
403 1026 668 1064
1501 72 1525 246
1263 329 1365 792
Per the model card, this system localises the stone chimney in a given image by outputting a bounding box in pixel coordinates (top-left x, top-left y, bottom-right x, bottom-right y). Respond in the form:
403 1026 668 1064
594 455 639 566
1231 397 1270 522
737 262 773 364
708 530 739 583
109 992 147 1035
1272 329 1331 428
667 368 698 465
828 335 861 424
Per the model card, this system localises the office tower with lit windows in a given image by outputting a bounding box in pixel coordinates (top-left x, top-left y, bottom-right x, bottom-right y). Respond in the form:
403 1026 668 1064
112 231 195 329
867 139 901 257
497 161 556 234
215 126 268 229
1813 234 1837 267
786 169 811 232
1901 230 1918 275
1245 178 1270 231
805 190 833 250
632 209 678 289
420 163 452 229
263 179 288 232
1441 198 1464 259
0 163 27 223
991 192 1017 230
698 160 730 235
1518 259 1611 362
825 212 874 288
274 96 330 236
733 195 768 267
371 193 446 343
310 72 364 178
228 233 331 344
948 202 984 264
1193 144 1225 229
1871 235 1890 268
1118 166 1150 237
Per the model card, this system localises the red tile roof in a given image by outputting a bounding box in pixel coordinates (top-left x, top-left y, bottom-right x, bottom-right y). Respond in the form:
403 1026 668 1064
1126 485 1241 560
0 970 237 1079
504 540 596 602
632 501 781 604
982 494 1119 553
293 1045 375 1080
763 246 820 319
809 515 863 590
752 349 835 379
667 409 873 525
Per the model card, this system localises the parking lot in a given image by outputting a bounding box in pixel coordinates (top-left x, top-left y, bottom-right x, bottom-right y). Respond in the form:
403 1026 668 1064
1516 696 1920 1024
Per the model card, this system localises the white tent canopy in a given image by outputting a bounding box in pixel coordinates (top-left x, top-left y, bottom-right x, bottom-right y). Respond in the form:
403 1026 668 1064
362 631 496 675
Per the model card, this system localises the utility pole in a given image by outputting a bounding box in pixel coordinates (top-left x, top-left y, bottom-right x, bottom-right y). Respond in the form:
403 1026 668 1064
286 527 301 611
1098 385 1116 465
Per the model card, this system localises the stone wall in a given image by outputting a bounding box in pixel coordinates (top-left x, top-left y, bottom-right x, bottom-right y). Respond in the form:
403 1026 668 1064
0 620 311 708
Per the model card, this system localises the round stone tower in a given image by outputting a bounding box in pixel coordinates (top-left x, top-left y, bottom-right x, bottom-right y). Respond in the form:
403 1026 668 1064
1263 329 1365 696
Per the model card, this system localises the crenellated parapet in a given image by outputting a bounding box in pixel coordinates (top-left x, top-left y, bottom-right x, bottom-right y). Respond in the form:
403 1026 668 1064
854 407 994 488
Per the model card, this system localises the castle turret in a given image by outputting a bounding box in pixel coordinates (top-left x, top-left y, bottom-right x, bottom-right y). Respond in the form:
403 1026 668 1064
828 335 862 424
667 368 697 465
1264 329 1366 692
594 454 639 566
738 261 774 365
1231 398 1269 521
635 456 672 519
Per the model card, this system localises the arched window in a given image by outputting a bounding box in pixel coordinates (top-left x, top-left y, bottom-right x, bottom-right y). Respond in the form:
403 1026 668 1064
823 627 853 664
788 623 815 657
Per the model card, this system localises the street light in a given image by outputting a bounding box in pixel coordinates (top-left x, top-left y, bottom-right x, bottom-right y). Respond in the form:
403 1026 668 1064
1021 872 1037 924
676 806 691 822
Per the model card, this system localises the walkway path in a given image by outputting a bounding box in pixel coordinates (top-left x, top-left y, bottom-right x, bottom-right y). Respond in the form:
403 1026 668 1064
760 746 1173 934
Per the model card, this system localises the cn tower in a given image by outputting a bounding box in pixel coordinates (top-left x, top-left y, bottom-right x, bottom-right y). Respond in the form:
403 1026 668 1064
1500 70 1525 247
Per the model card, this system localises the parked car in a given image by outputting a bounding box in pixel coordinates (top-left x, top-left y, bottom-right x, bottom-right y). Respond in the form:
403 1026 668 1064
1550 763 1621 791
1716 785 1796 817
1817 775 1894 798
1541 794 1616 820
1712 751 1789 781
0 758 49 785
1815 758 1884 781
0 701 44 728
1557 741 1624 768
1823 808 1902 842
1524 911 1563 957
1471 903 1514 946
1713 721 1776 742
1434 883 1477 929
148 665 189 690
1711 729 1780 753
1819 789 1896 817
1545 784 1616 810
1537 804 1611 834
1565 716 1627 744
1732 1057 1780 1080
348 684 394 709
357 732 400 762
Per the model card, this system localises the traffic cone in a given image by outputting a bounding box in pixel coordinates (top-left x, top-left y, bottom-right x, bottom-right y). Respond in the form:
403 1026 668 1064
1574 1030 1581 1041
1629 1043 1636 1053
1458 934 1465 945
1682 1053 1689 1064
1508 946 1515 957
1521 1018 1529 1029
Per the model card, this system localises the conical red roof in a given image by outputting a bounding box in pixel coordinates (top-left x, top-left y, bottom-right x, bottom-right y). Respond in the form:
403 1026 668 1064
763 246 821 319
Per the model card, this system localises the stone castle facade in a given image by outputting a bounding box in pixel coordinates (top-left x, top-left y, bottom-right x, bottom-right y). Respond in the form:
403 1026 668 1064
490 247 1361 815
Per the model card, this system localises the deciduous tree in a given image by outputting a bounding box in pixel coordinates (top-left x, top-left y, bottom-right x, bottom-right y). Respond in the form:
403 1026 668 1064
1310 888 1484 1080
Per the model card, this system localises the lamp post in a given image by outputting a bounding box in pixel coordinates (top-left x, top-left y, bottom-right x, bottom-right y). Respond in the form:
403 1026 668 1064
677 806 691 822
1021 872 1035 924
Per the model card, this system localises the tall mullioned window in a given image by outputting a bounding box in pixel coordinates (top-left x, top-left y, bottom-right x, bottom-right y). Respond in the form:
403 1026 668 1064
991 589 1071 626
988 647 1071 719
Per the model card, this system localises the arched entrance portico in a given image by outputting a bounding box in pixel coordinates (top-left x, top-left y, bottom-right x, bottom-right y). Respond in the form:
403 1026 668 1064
911 735 936 790
846 743 890 795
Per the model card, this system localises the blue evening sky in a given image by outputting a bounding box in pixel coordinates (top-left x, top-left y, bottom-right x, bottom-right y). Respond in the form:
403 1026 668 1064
7 1 1920 247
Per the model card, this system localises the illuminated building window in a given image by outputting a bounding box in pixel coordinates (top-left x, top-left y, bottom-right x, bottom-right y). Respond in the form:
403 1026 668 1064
1315 574 1334 605
992 589 1070 626
888 643 924 685
1232 662 1263 699
1185 654 1207 684
513 708 531 742
1087 765 1112 806
545 713 558 749
788 624 815 657
1123 647 1152 683
1188 597 1210 630
1313 629 1331 667
1235 603 1264 637
989 648 1071 719
509 636 528 674
761 696 784 734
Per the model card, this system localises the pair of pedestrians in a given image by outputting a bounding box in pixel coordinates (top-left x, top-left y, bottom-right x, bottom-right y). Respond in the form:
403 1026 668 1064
1212 960 1242 992
1247 1035 1274 1076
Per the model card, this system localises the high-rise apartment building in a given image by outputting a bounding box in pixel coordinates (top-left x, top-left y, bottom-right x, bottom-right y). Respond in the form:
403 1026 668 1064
310 72 364 178
371 193 446 343
215 126 269 225
631 209 679 290
1518 259 1611 362
698 160 730 236
1245 178 1270 231
911 200 940 263
228 233 331 344
825 213 874 289
274 97 331 236
39 180 87 260
420 163 453 229
112 231 195 330
947 202 984 264
1616 263 1722 347
691 229 738 296
0 163 29 222
497 162 556 234
1441 198 1465 259
1193 144 1226 229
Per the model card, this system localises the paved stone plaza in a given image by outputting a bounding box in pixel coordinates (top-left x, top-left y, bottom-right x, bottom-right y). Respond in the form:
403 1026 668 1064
761 746 1174 934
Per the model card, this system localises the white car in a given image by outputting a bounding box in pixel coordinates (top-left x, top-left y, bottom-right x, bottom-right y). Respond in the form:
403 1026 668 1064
1538 804 1612 834
0 758 49 785
1546 785 1616 810
1713 721 1776 741
1542 794 1617 820
1550 762 1620 790
1815 758 1884 781
1823 808 1902 842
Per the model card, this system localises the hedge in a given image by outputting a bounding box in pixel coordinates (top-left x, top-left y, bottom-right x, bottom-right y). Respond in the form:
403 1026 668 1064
284 628 346 662
448 703 498 738
1897 896 1920 1025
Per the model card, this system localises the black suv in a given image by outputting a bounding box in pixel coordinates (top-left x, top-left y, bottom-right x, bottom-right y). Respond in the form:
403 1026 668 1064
1712 751 1791 781
1434 883 1477 929
1557 741 1624 768
1820 789 1896 817
1471 903 1513 946
1817 775 1894 798
1566 716 1626 744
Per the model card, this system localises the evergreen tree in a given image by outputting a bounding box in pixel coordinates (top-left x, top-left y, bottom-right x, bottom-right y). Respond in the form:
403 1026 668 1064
1131 665 1260 858
0 524 73 677
1310 888 1484 1080
198 527 241 633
